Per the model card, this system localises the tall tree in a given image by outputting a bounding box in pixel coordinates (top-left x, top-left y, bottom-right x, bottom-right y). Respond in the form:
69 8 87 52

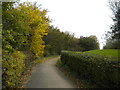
2 2 50 88
109 0 120 40
2 2 50 57
78 35 99 51
103 0 120 49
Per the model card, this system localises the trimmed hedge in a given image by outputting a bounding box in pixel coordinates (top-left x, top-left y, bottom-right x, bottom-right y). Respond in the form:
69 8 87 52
61 50 120 88
2 50 26 88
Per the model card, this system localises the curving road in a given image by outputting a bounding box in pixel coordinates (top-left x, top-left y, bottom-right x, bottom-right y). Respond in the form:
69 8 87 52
25 57 76 88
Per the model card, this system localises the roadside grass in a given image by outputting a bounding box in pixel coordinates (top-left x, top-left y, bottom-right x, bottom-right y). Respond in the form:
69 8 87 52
56 59 97 88
19 55 59 88
85 49 120 58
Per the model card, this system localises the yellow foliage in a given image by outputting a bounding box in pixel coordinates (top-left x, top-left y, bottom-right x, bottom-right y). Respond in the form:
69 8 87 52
16 2 50 57
2 50 26 88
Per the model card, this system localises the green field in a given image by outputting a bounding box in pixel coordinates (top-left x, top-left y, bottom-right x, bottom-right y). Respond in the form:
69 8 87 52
85 49 120 57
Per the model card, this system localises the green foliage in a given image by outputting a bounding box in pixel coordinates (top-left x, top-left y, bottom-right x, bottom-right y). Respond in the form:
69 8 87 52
56 59 63 67
104 0 120 49
109 0 120 40
79 35 99 51
44 27 100 56
103 39 120 49
43 26 80 56
2 50 26 88
61 50 119 87
2 2 50 88
2 2 50 57
85 49 120 57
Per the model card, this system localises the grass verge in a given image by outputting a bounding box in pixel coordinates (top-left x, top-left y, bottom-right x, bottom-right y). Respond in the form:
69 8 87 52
85 49 120 58
56 59 97 88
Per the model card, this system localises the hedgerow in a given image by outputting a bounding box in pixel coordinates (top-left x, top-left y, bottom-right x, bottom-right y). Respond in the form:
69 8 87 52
61 50 120 87
2 2 50 88
2 50 26 88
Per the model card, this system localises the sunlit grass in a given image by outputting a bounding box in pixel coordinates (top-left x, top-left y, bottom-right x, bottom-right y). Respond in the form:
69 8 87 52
85 49 120 57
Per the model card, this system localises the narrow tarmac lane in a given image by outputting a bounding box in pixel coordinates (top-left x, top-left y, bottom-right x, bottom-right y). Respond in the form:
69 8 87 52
25 57 76 88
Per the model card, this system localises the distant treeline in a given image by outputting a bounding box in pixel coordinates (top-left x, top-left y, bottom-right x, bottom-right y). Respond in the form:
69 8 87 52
43 25 100 56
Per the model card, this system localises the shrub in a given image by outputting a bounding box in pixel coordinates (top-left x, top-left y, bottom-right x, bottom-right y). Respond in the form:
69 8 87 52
2 50 26 88
61 50 120 87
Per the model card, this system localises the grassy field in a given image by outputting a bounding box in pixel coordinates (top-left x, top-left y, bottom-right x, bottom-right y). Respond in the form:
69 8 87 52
85 49 120 57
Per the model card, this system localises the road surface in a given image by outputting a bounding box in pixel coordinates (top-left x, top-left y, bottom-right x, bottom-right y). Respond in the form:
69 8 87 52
25 57 76 88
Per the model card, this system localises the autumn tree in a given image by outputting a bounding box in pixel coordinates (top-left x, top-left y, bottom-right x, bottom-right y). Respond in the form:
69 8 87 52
2 2 50 87
2 2 50 57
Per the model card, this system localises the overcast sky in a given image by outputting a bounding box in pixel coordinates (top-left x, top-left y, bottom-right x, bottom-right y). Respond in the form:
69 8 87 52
20 0 113 49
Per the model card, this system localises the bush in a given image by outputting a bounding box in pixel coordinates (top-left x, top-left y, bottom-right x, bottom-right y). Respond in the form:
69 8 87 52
2 50 26 88
61 50 120 88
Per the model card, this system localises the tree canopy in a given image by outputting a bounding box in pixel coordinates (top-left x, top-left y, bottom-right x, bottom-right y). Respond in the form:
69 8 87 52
78 35 99 51
103 0 120 49
2 2 50 57
43 26 81 56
